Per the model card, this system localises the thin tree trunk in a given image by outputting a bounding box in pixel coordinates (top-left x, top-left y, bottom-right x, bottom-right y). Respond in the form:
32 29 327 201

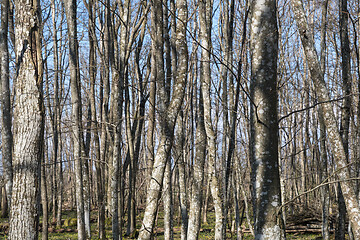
319 1 330 239
1 187 8 218
86 0 105 237
336 0 352 238
163 160 174 240
0 0 13 215
64 0 86 238
163 3 174 237
175 114 188 240
41 134 49 240
187 54 206 240
199 0 225 238
202 176 210 224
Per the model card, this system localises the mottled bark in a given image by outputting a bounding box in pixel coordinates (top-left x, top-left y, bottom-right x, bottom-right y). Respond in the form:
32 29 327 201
187 87 207 240
138 0 187 238
221 0 236 232
64 0 86 238
250 0 285 239
163 160 174 240
336 0 352 238
319 0 330 238
163 3 174 237
175 114 188 240
291 0 360 238
199 0 225 239
9 0 44 239
0 0 13 213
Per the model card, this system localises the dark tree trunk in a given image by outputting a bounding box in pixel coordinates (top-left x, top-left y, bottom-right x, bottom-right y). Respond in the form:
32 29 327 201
0 0 13 215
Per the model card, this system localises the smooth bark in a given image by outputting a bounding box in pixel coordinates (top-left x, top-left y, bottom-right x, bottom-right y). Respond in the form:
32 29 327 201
64 0 86 238
250 0 285 239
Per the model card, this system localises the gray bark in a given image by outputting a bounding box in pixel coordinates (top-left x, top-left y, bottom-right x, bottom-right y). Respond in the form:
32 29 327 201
64 0 86 238
291 0 360 238
85 0 105 237
138 0 187 238
50 0 63 229
319 0 330 238
9 0 44 239
250 0 285 239
0 0 13 214
187 54 206 240
163 3 174 237
199 0 225 239
41 132 48 240
175 114 188 240
163 160 174 240
336 0 351 238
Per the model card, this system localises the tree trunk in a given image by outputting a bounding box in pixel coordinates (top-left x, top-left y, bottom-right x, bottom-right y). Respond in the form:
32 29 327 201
138 0 188 238
0 0 13 214
64 0 86 238
199 0 225 239
336 0 351 238
41 136 48 240
291 0 360 237
86 0 105 237
175 114 188 240
9 0 44 239
250 0 285 239
163 160 174 240
187 60 206 240
319 0 330 238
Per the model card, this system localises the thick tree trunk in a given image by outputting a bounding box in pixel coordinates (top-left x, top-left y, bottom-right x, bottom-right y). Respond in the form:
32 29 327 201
291 0 360 237
250 0 285 239
9 0 44 239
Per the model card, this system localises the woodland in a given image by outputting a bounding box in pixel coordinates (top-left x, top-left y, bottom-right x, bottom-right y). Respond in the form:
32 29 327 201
0 0 360 239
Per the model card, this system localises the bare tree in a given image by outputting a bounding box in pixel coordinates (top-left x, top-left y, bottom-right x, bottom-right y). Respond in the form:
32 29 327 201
64 0 86 238
319 2 330 239
291 0 360 237
138 0 188 238
199 0 225 238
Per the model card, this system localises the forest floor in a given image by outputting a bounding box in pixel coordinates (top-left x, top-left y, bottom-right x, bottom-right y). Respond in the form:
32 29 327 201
0 209 346 239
